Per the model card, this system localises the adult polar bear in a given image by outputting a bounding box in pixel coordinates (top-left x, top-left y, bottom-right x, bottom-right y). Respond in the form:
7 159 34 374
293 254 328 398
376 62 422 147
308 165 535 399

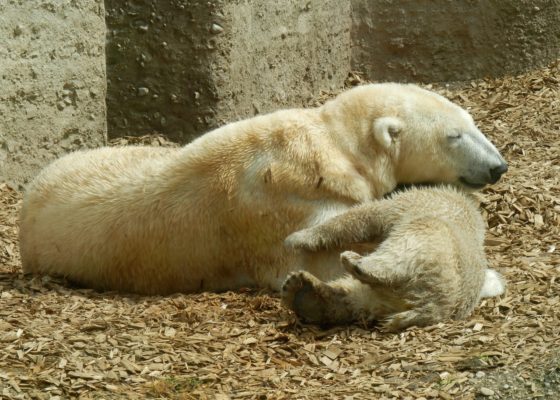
20 83 507 295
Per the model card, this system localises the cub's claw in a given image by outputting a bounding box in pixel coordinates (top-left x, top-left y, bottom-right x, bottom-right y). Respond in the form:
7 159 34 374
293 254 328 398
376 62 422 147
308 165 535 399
340 251 364 275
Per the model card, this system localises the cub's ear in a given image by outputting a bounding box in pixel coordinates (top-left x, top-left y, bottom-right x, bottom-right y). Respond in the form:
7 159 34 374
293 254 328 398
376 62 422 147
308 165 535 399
373 117 403 149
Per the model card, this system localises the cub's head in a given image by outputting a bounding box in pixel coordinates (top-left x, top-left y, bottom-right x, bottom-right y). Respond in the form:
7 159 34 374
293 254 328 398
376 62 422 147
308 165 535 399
326 83 508 191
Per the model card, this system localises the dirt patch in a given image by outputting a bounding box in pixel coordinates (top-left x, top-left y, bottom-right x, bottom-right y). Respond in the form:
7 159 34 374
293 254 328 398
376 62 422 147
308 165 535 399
0 60 558 399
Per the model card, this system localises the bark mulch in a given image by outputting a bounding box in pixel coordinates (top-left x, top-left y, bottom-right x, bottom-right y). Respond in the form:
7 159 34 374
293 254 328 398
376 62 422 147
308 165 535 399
0 60 558 399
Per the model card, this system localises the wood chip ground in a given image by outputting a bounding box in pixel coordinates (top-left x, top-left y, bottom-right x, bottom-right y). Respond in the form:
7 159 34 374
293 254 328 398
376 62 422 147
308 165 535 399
0 60 559 399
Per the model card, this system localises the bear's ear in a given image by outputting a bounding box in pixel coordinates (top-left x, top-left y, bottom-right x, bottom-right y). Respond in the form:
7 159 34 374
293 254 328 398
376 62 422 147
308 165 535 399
373 117 403 149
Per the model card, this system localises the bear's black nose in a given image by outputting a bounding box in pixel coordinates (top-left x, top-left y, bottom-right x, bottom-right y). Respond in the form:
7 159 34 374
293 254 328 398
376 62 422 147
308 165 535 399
489 162 508 183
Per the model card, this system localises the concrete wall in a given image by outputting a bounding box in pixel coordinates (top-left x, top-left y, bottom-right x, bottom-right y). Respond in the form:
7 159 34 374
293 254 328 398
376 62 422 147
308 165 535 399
351 0 560 82
105 0 351 143
0 0 107 187
105 0 560 143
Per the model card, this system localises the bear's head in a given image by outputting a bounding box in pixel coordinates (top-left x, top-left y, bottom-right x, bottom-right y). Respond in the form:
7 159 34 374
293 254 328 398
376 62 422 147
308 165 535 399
323 83 508 191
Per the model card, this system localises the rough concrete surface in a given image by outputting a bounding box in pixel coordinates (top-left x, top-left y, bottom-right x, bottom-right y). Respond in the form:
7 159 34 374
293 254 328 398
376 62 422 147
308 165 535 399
0 0 107 187
351 0 560 82
105 0 351 143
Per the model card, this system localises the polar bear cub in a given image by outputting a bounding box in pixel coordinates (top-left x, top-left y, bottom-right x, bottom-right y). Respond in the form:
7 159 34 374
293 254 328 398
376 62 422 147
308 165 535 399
282 185 506 331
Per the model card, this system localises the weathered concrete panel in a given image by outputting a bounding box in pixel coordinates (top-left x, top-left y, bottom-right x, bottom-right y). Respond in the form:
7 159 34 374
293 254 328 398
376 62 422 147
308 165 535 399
105 0 351 143
351 0 560 82
215 1 351 123
0 0 107 186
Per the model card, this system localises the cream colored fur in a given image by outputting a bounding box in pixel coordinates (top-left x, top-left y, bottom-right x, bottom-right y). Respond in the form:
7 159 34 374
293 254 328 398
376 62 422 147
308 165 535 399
19 83 506 294
282 185 506 331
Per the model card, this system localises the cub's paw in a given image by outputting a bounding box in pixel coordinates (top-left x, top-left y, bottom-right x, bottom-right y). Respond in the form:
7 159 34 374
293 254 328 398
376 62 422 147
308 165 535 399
284 229 326 251
281 271 329 324
340 251 388 286
381 310 423 332
281 271 318 308
340 251 368 278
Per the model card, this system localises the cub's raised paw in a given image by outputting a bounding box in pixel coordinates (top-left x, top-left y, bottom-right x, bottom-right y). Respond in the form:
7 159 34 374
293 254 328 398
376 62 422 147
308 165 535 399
340 251 388 286
340 251 364 275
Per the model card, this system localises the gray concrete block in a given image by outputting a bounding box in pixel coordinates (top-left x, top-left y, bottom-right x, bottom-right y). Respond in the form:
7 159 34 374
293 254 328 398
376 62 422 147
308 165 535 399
105 0 351 143
351 0 560 82
0 0 107 186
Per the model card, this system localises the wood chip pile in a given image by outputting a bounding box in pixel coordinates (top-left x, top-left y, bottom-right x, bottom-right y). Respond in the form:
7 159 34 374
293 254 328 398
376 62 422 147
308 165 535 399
0 60 558 399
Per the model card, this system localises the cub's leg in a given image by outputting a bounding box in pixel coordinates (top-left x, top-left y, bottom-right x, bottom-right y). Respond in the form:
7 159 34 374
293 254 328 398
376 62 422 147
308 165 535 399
285 200 396 252
383 270 506 332
342 252 445 331
341 251 445 331
281 271 353 325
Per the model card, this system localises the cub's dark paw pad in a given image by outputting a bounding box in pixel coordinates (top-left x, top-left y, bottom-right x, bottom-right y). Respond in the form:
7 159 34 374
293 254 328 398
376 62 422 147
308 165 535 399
281 271 327 325
282 271 308 294
282 271 313 306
